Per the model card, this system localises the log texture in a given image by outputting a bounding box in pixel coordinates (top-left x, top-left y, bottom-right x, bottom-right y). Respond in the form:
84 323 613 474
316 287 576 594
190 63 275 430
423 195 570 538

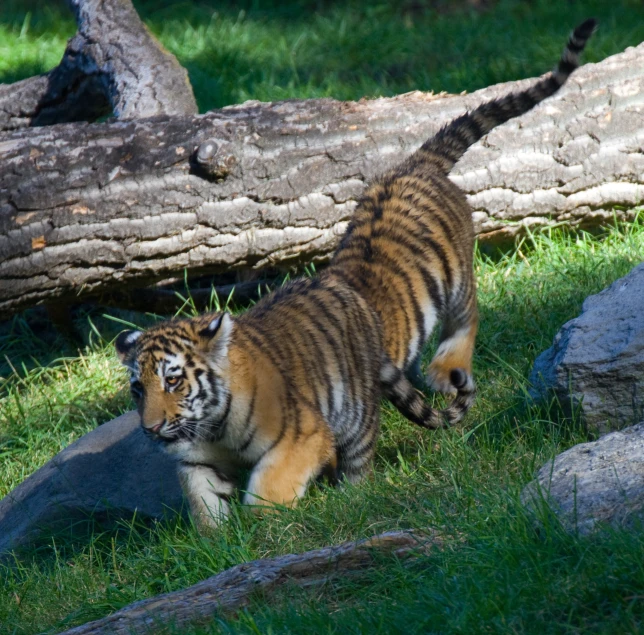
2 42 643 319
0 0 197 131
0 73 109 132
59 529 438 635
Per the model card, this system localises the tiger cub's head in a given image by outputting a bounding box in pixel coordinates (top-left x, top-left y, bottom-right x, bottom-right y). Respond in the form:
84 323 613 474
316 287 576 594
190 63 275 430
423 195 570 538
115 313 234 443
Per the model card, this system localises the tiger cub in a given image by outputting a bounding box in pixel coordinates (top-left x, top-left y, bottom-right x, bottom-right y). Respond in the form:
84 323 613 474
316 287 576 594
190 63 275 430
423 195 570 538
115 19 597 527
328 18 597 425
116 274 436 527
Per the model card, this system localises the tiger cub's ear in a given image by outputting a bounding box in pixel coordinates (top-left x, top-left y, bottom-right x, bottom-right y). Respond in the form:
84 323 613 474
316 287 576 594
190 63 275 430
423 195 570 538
198 312 234 358
115 330 143 366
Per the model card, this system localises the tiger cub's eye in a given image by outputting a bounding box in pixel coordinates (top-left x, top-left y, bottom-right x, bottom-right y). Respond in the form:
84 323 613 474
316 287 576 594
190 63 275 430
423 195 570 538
165 376 181 388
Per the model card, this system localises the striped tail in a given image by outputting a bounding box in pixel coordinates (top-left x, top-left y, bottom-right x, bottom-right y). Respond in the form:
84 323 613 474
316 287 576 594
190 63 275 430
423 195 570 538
413 18 597 175
380 357 475 429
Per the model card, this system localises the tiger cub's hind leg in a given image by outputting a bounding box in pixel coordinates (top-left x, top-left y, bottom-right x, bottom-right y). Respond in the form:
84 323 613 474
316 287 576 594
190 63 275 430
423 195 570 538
426 304 477 396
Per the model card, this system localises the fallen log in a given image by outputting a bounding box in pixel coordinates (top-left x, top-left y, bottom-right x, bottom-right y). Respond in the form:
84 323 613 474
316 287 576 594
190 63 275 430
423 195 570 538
1 39 643 319
59 529 441 635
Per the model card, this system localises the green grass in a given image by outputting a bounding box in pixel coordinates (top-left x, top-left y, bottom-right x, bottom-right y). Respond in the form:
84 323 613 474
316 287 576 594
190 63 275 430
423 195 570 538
1 0 644 633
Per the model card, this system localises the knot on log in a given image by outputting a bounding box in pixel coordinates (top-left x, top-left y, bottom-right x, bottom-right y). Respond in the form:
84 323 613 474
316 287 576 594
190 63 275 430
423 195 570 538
194 140 237 180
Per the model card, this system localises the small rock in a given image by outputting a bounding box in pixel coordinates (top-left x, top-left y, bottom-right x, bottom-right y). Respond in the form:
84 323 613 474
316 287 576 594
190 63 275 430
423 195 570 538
521 422 644 535
529 262 644 433
0 411 183 557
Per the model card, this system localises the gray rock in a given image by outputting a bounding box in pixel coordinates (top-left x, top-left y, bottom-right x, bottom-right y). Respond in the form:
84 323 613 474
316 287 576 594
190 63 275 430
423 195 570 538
522 422 644 535
530 262 644 433
0 410 183 557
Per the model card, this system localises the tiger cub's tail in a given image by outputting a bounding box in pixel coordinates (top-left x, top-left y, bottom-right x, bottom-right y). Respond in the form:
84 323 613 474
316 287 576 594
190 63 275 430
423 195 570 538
414 18 597 175
380 357 474 429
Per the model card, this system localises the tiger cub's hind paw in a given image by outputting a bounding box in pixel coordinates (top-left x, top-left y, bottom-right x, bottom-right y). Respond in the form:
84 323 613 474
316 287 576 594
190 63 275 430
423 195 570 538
426 362 474 396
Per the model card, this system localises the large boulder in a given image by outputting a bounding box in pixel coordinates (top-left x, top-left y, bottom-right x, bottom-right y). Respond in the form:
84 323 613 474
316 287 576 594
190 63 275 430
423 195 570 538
529 263 644 433
522 422 644 535
0 411 183 557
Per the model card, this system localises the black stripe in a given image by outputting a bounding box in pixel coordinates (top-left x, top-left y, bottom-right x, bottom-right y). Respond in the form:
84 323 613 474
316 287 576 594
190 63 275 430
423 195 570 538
237 380 258 452
212 391 232 440
406 177 464 248
451 124 476 151
179 461 231 484
539 74 562 96
567 40 584 54
344 433 376 461
558 59 577 75
371 205 454 291
516 91 538 113
238 426 257 453
287 304 336 416
332 264 412 365
379 220 453 292
464 114 484 141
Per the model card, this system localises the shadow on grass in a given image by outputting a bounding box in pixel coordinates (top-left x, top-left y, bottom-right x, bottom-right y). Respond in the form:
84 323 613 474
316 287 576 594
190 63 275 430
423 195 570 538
2 512 173 569
0 304 162 383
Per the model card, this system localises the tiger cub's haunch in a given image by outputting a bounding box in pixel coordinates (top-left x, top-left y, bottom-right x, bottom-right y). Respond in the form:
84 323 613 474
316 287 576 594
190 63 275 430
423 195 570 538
328 18 597 425
116 275 431 527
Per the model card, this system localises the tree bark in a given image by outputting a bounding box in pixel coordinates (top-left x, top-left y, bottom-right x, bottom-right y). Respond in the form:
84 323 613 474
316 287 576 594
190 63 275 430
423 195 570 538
0 73 109 132
1 43 643 320
58 529 440 635
0 0 197 131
